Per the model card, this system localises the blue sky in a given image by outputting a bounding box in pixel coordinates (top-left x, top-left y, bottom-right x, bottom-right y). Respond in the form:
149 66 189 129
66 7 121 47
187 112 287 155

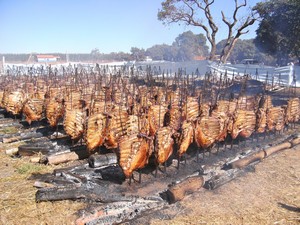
0 0 261 54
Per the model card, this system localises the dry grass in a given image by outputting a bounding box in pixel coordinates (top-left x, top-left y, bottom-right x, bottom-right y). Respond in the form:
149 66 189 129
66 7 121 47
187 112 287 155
0 142 86 225
0 126 19 134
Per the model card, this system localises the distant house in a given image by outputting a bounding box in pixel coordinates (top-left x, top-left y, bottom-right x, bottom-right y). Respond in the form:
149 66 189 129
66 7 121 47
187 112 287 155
145 56 153 62
193 55 206 61
36 54 60 63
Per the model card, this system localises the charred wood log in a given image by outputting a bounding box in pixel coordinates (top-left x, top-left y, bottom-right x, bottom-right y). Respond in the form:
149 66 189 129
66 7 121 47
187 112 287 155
2 132 43 143
46 146 89 165
227 150 266 169
36 182 135 203
88 153 118 168
204 165 256 190
18 143 52 156
291 137 300 147
162 173 204 204
75 196 166 225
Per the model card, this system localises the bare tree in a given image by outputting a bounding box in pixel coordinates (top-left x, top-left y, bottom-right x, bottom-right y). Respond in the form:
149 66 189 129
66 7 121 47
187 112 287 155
158 0 257 63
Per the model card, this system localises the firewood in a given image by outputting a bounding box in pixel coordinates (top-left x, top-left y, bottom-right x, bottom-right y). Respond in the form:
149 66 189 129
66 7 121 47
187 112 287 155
33 181 56 188
0 122 22 128
164 174 204 203
2 132 43 143
5 147 18 155
204 165 255 190
264 142 291 157
45 146 89 165
18 144 51 156
290 137 300 147
36 183 134 203
47 152 80 165
0 118 14 124
88 153 118 168
75 197 165 225
229 150 266 169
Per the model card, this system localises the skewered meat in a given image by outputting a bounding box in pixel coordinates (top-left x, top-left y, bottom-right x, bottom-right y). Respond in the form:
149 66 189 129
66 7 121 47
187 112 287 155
2 90 25 115
86 113 108 153
155 126 174 165
125 114 150 136
22 98 44 124
182 97 199 121
258 95 272 109
266 106 286 131
63 108 85 140
119 134 152 178
104 105 128 149
125 115 139 136
46 99 65 127
214 100 237 116
0 91 3 108
256 108 267 133
256 95 272 133
194 114 223 148
231 110 256 139
166 89 180 106
148 104 167 136
164 106 182 131
153 87 166 104
44 87 65 127
89 99 112 115
211 111 229 142
286 97 300 123
237 96 259 111
177 121 194 157
200 103 211 117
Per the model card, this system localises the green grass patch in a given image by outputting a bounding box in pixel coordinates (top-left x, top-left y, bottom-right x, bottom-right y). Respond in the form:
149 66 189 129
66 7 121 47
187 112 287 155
16 163 44 175
0 126 19 134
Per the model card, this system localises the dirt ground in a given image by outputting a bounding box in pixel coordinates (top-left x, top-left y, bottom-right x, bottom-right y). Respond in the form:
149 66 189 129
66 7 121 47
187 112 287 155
150 146 300 225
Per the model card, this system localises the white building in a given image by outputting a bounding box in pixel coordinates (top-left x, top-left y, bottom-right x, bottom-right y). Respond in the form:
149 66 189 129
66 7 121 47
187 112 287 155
36 54 60 63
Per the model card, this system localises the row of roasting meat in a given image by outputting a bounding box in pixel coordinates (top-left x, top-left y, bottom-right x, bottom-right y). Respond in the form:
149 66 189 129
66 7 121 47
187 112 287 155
0 77 299 178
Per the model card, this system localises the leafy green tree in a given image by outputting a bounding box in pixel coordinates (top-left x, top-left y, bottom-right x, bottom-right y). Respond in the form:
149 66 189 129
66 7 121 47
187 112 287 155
173 31 208 61
146 31 208 61
130 47 146 61
254 0 300 65
158 0 256 63
146 44 175 61
90 48 101 62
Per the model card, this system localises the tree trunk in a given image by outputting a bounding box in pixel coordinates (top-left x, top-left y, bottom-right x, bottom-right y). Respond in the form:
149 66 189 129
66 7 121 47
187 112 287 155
220 38 239 64
209 43 217 60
